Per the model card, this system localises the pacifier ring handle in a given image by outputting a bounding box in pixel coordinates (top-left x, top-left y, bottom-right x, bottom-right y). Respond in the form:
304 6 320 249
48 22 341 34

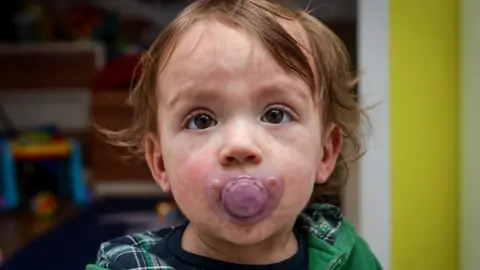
221 179 268 219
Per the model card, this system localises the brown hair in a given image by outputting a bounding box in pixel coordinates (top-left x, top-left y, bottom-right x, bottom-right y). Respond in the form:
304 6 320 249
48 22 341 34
101 0 366 200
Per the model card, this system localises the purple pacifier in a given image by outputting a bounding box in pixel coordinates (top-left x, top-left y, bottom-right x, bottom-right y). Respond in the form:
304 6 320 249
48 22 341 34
204 172 284 224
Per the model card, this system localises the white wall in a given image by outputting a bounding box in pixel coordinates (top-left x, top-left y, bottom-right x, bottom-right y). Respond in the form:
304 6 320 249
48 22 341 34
0 90 90 130
460 0 480 269
357 0 391 268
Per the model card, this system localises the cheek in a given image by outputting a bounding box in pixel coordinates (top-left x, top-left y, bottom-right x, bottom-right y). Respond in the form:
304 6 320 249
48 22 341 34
276 151 316 214
275 123 321 171
165 144 217 209
270 124 321 214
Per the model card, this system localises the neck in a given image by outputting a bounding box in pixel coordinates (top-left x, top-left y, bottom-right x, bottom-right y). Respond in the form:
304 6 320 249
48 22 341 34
182 222 298 265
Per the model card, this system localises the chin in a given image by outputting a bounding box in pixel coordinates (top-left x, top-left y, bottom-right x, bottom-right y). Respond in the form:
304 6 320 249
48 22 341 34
211 217 281 245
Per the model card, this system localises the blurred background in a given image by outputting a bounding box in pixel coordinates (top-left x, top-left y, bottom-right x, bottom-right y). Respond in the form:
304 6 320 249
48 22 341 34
0 0 474 270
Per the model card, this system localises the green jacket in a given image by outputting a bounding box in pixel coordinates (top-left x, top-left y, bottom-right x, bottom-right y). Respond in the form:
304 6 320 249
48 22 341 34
86 203 382 270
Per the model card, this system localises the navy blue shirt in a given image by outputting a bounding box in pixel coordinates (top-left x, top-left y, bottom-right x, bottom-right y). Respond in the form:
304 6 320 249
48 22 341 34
150 222 308 270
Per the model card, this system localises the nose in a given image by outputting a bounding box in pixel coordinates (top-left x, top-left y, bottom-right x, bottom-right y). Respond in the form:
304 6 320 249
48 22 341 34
219 145 262 166
219 123 263 166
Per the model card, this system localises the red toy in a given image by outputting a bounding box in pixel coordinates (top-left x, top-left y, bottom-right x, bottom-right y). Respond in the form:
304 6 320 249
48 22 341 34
91 53 142 91
30 191 58 220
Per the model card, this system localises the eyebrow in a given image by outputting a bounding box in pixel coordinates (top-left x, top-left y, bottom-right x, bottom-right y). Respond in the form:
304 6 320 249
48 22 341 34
166 80 310 109
255 82 310 102
166 87 219 109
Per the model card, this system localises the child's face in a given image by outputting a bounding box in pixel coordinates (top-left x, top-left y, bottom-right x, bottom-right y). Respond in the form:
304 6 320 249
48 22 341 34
146 21 341 244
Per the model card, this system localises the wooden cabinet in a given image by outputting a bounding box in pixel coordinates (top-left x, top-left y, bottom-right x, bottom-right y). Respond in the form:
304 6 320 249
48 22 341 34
0 42 102 89
0 42 101 171
91 91 152 181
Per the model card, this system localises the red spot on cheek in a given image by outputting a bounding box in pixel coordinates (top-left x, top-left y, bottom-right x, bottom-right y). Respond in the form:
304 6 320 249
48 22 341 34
183 158 215 180
173 148 218 188
171 149 218 213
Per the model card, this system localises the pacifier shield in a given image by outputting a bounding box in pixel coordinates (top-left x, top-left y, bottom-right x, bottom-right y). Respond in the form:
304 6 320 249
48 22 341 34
204 172 283 224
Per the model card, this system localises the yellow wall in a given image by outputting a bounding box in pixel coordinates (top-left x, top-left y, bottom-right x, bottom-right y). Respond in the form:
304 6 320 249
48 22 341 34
390 1 459 269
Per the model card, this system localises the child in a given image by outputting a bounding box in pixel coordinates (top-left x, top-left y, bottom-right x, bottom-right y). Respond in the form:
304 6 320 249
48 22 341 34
88 0 381 269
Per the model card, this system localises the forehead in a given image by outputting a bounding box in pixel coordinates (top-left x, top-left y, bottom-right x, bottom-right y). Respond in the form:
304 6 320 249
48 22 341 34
164 21 261 78
157 18 312 100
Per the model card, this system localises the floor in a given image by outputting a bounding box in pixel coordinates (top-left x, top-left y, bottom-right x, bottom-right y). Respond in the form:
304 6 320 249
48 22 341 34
0 196 172 270
0 200 78 259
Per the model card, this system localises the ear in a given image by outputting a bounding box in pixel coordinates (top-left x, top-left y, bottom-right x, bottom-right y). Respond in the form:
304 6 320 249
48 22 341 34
316 124 343 184
145 133 170 193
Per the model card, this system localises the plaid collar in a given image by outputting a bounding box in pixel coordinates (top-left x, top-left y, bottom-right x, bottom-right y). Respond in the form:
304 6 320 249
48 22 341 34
300 203 343 245
90 203 342 270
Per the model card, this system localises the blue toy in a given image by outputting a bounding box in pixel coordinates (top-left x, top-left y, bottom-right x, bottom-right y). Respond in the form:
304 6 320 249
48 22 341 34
0 136 90 211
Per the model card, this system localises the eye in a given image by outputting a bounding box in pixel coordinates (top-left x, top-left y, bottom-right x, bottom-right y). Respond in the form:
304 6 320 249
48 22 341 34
261 108 293 124
186 113 217 130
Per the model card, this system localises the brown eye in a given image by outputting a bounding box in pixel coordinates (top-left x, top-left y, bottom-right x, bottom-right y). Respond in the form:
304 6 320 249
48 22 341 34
262 108 292 124
186 114 217 130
